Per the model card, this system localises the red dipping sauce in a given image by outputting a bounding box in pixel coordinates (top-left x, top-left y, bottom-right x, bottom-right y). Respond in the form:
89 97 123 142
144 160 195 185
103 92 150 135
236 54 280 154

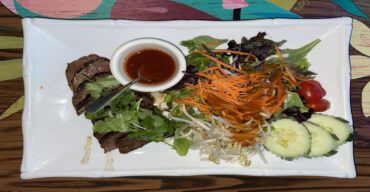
124 49 177 85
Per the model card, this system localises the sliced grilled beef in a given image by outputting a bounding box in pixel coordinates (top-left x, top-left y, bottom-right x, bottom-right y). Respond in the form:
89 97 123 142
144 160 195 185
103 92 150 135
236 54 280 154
72 58 110 91
66 55 112 114
67 54 153 154
93 132 149 153
72 73 115 115
93 132 128 153
73 89 91 115
117 136 150 154
73 88 89 106
66 54 100 90
93 132 105 140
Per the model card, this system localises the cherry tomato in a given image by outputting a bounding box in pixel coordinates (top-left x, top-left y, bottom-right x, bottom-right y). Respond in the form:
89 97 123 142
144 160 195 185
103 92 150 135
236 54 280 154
306 99 330 112
298 80 326 102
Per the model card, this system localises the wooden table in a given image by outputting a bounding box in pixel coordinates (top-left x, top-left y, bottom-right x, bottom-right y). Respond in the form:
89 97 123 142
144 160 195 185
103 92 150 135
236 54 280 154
0 1 370 191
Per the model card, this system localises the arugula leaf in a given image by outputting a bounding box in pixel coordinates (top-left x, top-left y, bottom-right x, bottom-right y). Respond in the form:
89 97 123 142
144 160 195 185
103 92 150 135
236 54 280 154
293 58 310 70
164 89 192 104
85 75 121 99
128 114 170 142
181 35 227 51
110 90 138 112
173 138 192 156
92 107 173 140
153 115 166 127
84 109 111 120
282 39 321 63
85 90 138 121
188 107 208 121
93 111 136 133
170 105 184 117
186 52 211 71
141 116 156 130
138 108 153 120
284 91 309 112
267 39 321 70
85 86 180 145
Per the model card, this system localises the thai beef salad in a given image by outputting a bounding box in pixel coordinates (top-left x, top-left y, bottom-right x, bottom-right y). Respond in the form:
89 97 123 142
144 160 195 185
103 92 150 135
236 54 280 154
66 32 353 165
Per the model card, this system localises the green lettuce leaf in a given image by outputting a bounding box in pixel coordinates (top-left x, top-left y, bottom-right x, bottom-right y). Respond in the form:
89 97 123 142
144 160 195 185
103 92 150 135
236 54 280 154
164 89 192 104
284 91 309 112
85 75 121 99
85 86 178 144
181 35 227 51
127 114 172 142
268 39 321 70
93 111 138 133
173 138 192 156
186 52 211 70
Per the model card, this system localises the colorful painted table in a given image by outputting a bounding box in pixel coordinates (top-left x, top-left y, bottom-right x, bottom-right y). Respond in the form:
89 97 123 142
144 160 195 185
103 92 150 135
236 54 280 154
0 0 369 191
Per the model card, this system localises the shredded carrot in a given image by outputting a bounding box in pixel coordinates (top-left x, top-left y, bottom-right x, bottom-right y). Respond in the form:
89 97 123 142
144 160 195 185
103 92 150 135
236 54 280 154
192 50 245 73
296 76 309 81
284 67 297 84
274 45 285 68
174 46 298 146
274 45 298 86
198 66 219 73
199 49 257 58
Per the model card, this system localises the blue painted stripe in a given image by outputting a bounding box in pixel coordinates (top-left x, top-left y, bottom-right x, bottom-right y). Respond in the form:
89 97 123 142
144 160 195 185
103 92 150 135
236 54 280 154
332 0 368 18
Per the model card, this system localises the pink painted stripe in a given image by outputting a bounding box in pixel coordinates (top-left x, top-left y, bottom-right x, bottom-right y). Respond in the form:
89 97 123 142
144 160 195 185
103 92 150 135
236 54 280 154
16 0 102 18
222 0 248 9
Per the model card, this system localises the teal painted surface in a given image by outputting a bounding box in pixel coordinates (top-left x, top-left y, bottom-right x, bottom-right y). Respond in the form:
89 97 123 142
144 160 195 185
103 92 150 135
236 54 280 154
333 0 369 18
77 0 116 19
173 0 234 20
240 1 301 19
174 0 300 20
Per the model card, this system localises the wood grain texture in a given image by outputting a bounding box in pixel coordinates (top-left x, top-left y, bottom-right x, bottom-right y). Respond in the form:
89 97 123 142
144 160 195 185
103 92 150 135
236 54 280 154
0 1 369 191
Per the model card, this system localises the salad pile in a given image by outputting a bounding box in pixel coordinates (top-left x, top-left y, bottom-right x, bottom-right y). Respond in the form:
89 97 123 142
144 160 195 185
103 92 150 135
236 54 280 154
83 33 353 165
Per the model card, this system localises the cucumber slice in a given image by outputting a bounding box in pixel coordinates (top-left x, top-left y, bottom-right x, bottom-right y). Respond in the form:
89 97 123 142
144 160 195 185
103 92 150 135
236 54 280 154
308 114 353 144
264 119 311 160
303 122 338 157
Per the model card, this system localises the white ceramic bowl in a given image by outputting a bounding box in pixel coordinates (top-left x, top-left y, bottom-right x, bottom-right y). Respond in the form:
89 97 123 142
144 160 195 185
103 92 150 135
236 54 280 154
110 38 186 92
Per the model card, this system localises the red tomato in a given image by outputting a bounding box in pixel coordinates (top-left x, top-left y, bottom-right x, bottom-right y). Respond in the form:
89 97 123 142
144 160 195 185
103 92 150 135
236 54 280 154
298 80 326 102
306 99 330 112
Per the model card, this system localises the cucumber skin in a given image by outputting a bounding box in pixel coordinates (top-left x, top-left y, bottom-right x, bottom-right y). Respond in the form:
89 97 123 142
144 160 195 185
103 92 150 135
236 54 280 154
324 150 338 157
313 113 350 123
346 132 354 142
334 116 350 123
303 122 339 158
308 113 353 144
305 150 337 159
264 145 309 161
264 146 308 161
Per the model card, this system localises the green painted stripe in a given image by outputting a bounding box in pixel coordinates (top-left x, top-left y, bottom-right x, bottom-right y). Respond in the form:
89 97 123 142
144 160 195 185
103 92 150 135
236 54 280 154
0 36 23 49
0 59 23 81
0 95 24 120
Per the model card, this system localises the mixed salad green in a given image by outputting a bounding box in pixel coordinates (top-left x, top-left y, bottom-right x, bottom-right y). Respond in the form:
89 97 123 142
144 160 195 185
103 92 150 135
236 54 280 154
83 33 352 165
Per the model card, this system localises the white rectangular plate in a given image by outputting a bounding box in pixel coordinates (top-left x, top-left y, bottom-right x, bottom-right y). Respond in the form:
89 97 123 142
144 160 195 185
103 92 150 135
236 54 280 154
21 17 355 179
